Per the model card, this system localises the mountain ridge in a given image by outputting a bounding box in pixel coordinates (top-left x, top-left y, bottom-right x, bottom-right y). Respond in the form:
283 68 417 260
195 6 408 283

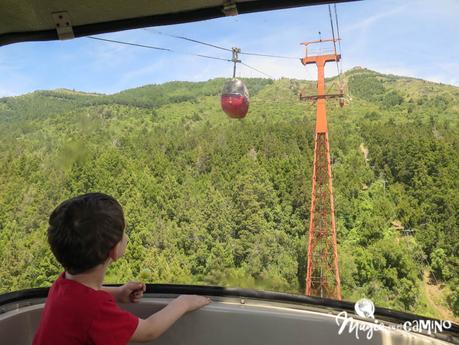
2 67 458 102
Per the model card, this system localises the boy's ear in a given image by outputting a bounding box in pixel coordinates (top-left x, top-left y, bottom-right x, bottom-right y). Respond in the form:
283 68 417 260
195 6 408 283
108 240 123 262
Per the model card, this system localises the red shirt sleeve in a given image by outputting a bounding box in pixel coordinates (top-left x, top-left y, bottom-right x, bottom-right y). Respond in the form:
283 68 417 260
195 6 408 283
88 295 139 345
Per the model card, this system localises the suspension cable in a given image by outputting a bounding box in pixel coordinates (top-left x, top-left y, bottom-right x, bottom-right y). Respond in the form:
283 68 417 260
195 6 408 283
88 36 171 52
87 36 232 62
328 5 340 79
145 29 232 52
334 3 344 87
87 36 274 78
334 4 343 65
145 28 299 60
328 5 338 56
240 62 274 79
328 4 344 96
240 51 298 60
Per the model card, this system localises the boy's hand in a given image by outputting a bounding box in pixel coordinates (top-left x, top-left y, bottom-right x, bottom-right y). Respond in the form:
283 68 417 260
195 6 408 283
119 281 146 303
176 295 211 312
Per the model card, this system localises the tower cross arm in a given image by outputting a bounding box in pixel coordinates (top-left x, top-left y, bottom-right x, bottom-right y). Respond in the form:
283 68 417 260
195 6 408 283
301 54 341 66
301 38 340 47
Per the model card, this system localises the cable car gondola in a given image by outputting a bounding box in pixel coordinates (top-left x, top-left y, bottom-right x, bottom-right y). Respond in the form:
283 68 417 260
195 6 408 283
221 78 250 118
220 47 250 119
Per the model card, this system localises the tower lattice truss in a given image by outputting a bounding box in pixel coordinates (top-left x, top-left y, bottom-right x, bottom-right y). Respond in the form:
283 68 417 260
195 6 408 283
306 132 341 299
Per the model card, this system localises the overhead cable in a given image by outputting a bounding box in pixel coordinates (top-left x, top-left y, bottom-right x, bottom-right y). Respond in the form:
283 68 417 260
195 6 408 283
146 28 299 60
328 5 338 54
88 36 171 52
240 62 273 79
88 35 275 79
334 4 342 56
328 5 340 76
87 36 232 62
328 5 344 91
240 51 298 60
146 29 232 52
334 4 344 76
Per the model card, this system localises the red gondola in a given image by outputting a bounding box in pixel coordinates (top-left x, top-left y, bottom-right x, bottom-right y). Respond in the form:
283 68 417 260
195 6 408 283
221 78 250 118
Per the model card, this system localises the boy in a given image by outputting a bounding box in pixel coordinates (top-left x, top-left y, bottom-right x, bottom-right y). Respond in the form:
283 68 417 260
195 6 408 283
33 192 210 345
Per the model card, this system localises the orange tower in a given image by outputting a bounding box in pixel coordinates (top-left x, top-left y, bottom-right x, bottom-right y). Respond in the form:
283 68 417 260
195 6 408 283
300 38 342 300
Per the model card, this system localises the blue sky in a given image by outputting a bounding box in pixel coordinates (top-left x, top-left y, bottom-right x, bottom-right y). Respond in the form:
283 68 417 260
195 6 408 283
1 0 458 97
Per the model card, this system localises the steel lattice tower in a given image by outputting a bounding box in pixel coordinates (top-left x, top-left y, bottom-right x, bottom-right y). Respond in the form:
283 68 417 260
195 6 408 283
300 39 342 300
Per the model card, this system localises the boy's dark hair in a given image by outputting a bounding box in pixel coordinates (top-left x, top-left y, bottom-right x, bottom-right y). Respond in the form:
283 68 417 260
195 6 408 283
48 193 125 275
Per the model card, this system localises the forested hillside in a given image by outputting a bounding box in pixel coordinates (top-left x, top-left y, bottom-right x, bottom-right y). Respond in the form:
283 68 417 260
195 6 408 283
0 68 458 319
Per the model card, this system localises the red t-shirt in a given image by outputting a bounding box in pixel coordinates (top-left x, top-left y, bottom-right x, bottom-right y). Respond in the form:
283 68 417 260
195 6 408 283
33 273 139 345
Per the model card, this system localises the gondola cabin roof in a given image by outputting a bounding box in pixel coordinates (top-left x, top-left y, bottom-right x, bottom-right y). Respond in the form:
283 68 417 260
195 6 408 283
0 0 357 46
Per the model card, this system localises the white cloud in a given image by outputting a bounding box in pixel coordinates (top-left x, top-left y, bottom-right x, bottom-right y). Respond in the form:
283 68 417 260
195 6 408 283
343 4 408 34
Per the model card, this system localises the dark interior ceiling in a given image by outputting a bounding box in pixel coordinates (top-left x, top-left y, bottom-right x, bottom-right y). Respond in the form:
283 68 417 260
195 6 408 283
1 0 357 46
